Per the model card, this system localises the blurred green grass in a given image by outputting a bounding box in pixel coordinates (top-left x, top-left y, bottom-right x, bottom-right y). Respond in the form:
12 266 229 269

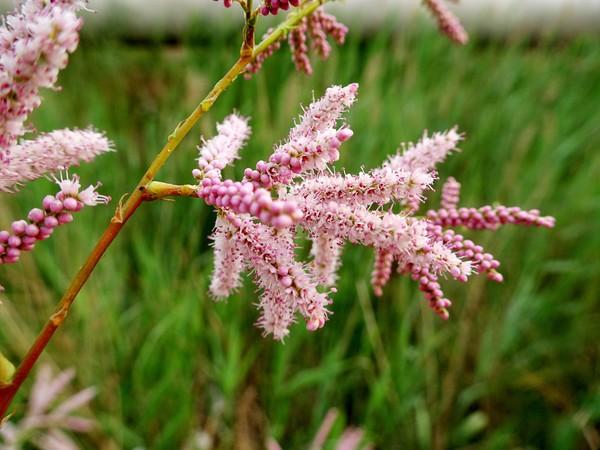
0 28 599 449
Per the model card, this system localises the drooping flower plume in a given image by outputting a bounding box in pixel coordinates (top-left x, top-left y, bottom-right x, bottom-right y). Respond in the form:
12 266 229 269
244 7 348 78
194 83 554 339
423 0 469 45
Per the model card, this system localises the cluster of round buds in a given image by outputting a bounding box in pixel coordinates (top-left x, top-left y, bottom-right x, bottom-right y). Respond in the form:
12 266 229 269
427 205 556 230
213 0 233 7
244 29 281 80
427 223 502 282
289 18 312 75
440 177 461 210
371 250 394 297
260 0 300 16
245 128 353 189
402 263 453 320
423 0 468 45
199 178 302 229
287 8 349 75
0 186 103 266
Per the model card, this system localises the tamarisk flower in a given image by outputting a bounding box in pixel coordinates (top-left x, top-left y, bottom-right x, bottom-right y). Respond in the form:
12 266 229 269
244 83 357 188
260 0 300 16
193 114 250 181
0 129 112 192
0 0 85 154
199 83 554 337
288 9 348 75
209 216 245 298
310 233 342 287
245 28 281 79
244 7 348 78
222 212 331 340
440 176 460 210
423 0 469 45
0 173 109 267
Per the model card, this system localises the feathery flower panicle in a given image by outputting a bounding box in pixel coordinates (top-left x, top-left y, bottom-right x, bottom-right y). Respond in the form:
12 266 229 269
0 365 96 449
193 114 250 182
225 213 330 339
0 0 85 153
309 232 343 287
209 215 245 299
199 83 554 338
387 127 462 173
0 128 112 192
424 0 469 45
291 167 434 208
244 83 357 189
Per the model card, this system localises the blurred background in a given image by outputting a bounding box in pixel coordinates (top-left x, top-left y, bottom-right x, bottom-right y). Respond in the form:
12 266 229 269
0 0 599 449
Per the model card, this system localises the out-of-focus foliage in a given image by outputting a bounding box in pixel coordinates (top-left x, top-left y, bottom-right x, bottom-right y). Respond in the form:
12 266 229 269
0 28 598 449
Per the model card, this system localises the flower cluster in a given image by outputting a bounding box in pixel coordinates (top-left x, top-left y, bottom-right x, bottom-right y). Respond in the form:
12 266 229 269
196 83 554 340
214 0 300 14
0 174 109 291
0 1 112 293
245 7 348 78
260 0 300 16
0 129 112 192
424 0 469 45
0 0 84 155
288 8 348 75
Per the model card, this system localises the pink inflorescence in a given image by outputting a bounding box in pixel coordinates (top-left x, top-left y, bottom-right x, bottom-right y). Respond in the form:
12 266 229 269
288 9 348 75
0 174 109 290
260 0 300 16
196 83 555 339
0 129 112 192
244 7 348 78
0 0 85 156
424 0 469 45
213 0 233 8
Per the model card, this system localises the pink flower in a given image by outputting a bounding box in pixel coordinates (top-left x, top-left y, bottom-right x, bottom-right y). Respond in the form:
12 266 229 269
223 214 331 339
424 0 469 45
0 0 85 152
0 129 112 192
209 216 245 299
199 84 554 335
0 173 109 269
387 127 462 173
244 83 357 188
309 233 343 287
192 114 250 182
